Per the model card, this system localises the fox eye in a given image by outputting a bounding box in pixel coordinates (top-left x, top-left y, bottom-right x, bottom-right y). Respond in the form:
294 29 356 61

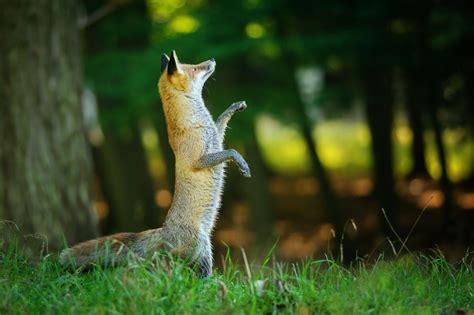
193 67 197 72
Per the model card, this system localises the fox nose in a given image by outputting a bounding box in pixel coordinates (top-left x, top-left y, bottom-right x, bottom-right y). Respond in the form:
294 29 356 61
207 58 216 71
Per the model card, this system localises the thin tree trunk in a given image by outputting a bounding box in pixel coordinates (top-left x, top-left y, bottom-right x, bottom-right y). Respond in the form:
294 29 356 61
82 0 161 231
273 14 344 238
362 70 396 236
244 121 274 247
405 78 429 177
465 74 474 181
297 107 343 233
0 0 98 250
427 100 453 229
95 124 159 232
153 104 175 191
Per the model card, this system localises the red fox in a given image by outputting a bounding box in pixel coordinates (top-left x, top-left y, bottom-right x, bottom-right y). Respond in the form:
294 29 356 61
60 51 251 277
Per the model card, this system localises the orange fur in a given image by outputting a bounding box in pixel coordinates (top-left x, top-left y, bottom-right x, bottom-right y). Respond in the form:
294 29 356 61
60 51 249 277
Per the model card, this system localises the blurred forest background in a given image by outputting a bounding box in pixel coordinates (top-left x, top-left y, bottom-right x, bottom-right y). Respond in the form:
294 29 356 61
1 0 473 264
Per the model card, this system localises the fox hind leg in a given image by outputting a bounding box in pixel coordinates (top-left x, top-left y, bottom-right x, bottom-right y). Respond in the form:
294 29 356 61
196 239 213 278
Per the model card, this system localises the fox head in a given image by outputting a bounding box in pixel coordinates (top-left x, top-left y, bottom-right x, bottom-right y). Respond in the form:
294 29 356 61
159 50 216 96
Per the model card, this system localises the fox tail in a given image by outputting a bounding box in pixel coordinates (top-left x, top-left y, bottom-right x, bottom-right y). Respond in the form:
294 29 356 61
59 232 140 269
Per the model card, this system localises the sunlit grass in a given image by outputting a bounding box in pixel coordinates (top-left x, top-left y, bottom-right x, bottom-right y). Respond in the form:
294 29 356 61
0 248 472 314
256 115 474 181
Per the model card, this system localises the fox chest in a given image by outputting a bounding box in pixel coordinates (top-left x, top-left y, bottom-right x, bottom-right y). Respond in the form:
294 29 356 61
170 126 221 161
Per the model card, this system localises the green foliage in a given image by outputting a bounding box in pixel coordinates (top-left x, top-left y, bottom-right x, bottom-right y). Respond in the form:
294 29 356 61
84 0 474 131
1 248 472 314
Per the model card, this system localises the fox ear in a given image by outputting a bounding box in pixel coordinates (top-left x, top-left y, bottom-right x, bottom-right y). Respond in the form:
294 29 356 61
161 53 170 74
167 50 182 76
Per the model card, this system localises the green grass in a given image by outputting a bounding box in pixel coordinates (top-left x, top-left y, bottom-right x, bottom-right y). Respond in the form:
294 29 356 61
1 248 472 314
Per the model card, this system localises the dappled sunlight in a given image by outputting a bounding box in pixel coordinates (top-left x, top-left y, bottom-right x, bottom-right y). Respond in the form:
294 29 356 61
149 158 166 180
245 22 266 39
141 126 168 181
446 136 474 181
216 229 254 248
269 177 318 196
269 175 374 198
94 201 109 220
155 189 172 208
319 146 346 169
216 203 253 247
256 116 310 174
168 15 200 33
147 0 186 22
456 192 474 210
277 224 333 260
417 190 444 209
256 115 473 183
408 178 427 195
401 178 445 209
316 120 372 172
348 178 373 197
395 125 412 145
141 127 158 149
393 119 413 174
147 0 200 36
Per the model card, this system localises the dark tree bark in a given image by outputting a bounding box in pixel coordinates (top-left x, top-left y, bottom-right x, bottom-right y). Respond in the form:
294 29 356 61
273 13 343 237
94 124 159 232
244 122 274 246
153 105 175 191
465 74 474 181
427 95 454 229
83 0 162 231
296 106 343 233
362 70 397 236
0 0 98 250
405 78 430 178
283 63 345 239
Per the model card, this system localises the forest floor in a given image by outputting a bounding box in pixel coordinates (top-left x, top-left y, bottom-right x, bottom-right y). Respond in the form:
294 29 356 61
0 248 472 314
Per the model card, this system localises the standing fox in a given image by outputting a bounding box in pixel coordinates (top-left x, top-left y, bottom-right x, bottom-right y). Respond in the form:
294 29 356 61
60 51 251 277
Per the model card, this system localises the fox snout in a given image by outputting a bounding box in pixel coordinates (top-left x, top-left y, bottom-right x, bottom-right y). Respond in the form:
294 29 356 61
201 59 216 80
205 58 216 72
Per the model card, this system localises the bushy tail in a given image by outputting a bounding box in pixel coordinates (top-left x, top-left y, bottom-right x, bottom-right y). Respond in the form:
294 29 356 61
59 232 140 269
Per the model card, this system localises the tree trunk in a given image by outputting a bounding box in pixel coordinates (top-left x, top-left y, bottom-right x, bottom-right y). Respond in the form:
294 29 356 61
273 14 344 238
94 124 159 232
153 104 175 191
244 122 274 247
405 78 430 178
427 100 453 229
362 70 396 236
297 109 343 232
0 0 98 250
465 74 474 181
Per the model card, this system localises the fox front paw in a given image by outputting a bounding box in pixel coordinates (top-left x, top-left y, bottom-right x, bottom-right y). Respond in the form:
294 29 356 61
239 159 251 178
228 149 251 178
231 101 247 112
